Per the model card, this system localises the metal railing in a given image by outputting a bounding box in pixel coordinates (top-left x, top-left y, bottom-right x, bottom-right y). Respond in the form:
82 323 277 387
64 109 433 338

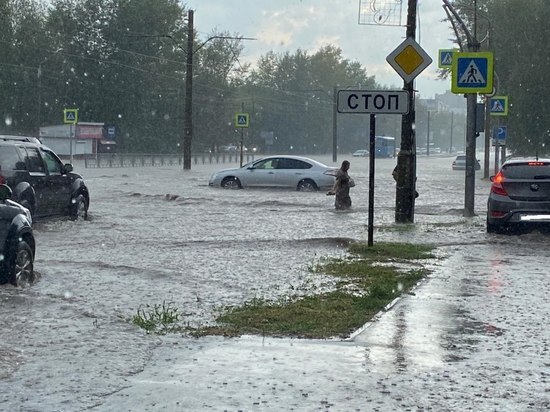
83 152 256 168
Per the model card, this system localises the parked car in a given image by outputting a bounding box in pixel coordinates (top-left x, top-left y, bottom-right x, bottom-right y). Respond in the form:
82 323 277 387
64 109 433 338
487 158 550 233
452 154 481 171
0 135 89 220
0 184 35 286
352 149 369 157
208 155 337 191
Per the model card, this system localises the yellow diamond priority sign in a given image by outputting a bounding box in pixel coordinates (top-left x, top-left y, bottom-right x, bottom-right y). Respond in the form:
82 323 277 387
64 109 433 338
386 37 433 83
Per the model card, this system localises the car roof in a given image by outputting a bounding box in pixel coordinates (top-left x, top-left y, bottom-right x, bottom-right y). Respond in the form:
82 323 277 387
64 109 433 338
503 157 550 165
0 135 42 144
256 155 332 167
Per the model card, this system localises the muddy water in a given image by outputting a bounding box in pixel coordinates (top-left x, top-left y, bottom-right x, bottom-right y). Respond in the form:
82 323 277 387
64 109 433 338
1 155 548 411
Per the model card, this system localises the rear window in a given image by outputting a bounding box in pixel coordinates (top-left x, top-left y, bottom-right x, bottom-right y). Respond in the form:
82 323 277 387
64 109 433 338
0 145 21 171
502 163 550 179
455 156 466 160
279 159 312 169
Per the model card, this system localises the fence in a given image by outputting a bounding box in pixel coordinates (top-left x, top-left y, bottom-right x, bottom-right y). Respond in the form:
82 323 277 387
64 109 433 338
83 153 257 168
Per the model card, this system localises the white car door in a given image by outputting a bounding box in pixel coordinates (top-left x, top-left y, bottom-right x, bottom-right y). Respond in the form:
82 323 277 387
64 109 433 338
246 158 279 187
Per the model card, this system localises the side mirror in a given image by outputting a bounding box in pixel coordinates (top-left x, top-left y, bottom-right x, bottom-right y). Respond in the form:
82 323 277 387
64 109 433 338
0 184 12 201
63 163 74 173
489 176 495 182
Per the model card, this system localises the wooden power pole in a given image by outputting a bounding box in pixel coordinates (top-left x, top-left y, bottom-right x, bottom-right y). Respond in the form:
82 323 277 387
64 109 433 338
395 0 418 223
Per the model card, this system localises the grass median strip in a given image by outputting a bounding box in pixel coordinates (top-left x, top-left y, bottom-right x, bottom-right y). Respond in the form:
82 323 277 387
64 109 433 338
189 241 435 339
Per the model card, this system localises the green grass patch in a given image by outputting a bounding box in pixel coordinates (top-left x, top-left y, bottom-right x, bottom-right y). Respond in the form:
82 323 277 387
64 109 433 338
188 241 435 339
348 241 435 261
132 301 180 335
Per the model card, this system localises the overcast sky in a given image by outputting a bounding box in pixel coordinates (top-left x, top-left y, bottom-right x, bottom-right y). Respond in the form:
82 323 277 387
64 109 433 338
184 0 456 99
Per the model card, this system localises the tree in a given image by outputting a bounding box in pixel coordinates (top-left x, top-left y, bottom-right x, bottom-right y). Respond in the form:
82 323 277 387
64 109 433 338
247 46 380 154
449 0 550 155
193 32 248 152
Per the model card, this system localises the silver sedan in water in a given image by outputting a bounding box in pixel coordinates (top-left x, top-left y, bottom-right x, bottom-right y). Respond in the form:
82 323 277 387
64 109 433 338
208 155 337 191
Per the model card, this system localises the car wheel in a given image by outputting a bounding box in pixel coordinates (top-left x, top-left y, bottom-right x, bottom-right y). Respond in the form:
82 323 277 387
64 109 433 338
221 177 242 189
297 179 318 192
71 194 88 220
8 241 34 286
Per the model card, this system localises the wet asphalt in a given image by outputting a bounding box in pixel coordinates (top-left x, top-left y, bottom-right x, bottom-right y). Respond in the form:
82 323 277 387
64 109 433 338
0 155 549 411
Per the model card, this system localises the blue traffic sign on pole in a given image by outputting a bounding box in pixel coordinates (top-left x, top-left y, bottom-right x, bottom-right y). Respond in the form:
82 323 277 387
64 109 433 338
63 108 79 124
493 125 507 146
235 113 249 128
451 52 494 94
490 96 508 116
438 49 454 69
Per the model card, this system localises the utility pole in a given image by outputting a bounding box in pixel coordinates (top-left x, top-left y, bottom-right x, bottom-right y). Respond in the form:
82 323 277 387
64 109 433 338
443 0 482 217
183 9 194 170
483 94 491 179
332 85 338 163
178 15 254 170
395 0 417 223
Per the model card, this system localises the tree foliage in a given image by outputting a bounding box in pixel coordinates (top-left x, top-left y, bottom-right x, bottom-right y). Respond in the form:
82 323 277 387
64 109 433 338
0 1 495 156
449 0 550 155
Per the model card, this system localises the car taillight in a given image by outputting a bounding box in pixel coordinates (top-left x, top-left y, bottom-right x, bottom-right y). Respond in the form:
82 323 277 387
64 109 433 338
0 174 5 185
490 172 508 196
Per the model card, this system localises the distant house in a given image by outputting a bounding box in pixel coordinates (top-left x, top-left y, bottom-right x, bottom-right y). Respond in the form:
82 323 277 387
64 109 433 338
39 122 116 157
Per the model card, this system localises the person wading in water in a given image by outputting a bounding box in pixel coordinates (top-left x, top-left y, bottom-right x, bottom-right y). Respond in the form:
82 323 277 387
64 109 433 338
327 160 354 210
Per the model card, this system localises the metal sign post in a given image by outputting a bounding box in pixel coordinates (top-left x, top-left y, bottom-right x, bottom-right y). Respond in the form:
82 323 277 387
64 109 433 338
368 114 376 246
63 108 78 164
493 126 507 175
337 89 409 246
235 111 249 167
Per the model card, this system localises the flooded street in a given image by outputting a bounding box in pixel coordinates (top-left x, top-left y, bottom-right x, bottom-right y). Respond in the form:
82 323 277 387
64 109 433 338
1 154 549 411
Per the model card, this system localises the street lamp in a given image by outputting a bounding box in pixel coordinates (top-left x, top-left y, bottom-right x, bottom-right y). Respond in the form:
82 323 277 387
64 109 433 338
133 13 255 170
181 10 255 170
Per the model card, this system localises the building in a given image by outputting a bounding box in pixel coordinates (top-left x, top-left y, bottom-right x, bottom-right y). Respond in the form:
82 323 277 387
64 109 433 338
433 90 467 115
39 122 116 157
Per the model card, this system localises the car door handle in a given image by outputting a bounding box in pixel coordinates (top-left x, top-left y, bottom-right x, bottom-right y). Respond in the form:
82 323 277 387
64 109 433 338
268 171 275 174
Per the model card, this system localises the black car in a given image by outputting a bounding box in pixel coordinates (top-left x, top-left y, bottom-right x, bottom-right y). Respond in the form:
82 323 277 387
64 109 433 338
0 135 89 220
0 184 35 286
487 158 550 233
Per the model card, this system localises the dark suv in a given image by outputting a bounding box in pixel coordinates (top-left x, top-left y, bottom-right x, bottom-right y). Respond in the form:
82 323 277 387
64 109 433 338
0 184 35 286
0 135 89 220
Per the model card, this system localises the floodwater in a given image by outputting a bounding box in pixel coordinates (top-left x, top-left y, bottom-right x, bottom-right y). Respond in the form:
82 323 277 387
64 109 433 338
1 154 549 411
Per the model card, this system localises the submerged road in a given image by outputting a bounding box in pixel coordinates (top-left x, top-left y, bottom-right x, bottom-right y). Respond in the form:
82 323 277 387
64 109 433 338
1 155 549 411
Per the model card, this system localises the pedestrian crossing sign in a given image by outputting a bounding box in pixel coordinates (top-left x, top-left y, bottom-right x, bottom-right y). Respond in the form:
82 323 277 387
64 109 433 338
451 52 493 94
490 96 508 116
438 49 455 69
63 108 79 124
235 113 249 128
